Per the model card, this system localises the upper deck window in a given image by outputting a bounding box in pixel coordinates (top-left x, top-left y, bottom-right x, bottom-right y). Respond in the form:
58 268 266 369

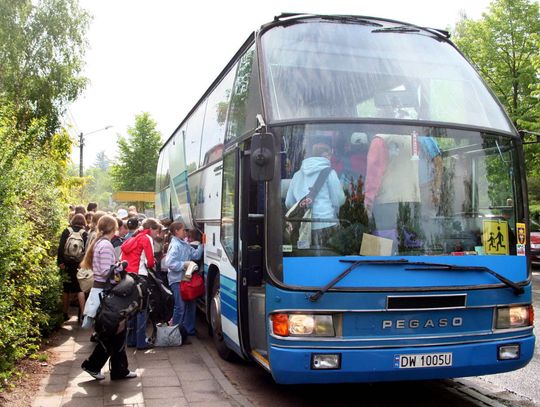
260 20 512 133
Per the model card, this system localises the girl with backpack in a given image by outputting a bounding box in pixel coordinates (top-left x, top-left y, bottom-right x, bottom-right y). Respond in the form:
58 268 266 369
57 213 88 322
80 215 137 381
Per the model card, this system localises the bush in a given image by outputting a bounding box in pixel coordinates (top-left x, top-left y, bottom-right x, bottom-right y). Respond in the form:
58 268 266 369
0 109 71 386
529 204 540 223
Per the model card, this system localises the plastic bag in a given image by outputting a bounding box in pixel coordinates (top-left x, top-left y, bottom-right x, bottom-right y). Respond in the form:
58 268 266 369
154 323 186 347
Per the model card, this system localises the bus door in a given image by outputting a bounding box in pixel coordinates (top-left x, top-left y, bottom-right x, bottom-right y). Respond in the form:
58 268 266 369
215 141 267 362
238 140 267 362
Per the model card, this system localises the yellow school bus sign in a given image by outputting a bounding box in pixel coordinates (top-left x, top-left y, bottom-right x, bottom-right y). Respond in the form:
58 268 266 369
482 219 509 255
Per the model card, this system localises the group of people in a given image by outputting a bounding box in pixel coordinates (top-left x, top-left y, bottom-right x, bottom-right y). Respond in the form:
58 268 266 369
57 202 203 381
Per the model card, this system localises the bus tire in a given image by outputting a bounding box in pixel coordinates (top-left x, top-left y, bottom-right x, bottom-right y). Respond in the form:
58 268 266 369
210 277 236 361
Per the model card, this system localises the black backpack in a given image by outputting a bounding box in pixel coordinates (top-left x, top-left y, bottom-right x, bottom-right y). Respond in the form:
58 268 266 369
145 269 174 324
94 263 147 339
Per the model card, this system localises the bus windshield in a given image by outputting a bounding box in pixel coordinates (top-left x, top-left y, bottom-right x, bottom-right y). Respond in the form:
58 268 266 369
260 19 512 132
278 123 523 258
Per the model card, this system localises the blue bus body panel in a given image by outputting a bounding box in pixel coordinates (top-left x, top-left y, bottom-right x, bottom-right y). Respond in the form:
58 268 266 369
282 256 527 289
266 283 532 312
268 336 535 384
265 255 534 384
266 284 533 347
220 274 238 324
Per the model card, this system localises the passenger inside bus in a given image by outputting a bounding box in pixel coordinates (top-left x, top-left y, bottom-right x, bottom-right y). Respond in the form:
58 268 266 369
285 141 345 249
331 132 369 184
364 133 442 253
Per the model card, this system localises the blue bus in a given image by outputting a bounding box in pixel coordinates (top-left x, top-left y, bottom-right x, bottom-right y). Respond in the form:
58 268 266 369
155 13 535 384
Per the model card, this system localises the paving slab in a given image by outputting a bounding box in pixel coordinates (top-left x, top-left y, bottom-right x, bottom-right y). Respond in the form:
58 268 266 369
29 310 247 406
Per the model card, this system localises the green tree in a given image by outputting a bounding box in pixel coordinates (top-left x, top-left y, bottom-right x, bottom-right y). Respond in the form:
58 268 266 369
452 0 540 203
94 150 110 171
111 112 162 193
0 0 90 139
81 151 113 209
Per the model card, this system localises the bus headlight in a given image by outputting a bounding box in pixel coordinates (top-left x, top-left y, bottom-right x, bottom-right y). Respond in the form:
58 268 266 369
495 305 534 329
271 313 335 337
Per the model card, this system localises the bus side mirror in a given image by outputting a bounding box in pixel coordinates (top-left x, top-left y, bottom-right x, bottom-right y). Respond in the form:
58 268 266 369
250 132 275 182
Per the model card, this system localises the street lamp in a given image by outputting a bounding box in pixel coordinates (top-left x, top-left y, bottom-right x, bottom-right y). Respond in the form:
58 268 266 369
79 125 113 176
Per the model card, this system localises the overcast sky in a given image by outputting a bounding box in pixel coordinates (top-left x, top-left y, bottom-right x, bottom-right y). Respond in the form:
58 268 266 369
66 0 493 169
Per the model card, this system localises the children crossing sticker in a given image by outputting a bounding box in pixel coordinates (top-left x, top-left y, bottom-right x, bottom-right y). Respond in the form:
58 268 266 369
483 220 509 255
483 220 509 254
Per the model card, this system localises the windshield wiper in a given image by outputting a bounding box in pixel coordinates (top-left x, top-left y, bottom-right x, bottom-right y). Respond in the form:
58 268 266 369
309 259 411 301
372 25 420 34
405 261 524 295
327 16 383 27
308 258 524 302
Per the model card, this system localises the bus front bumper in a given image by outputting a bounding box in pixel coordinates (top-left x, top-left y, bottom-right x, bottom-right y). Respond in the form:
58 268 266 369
268 336 535 384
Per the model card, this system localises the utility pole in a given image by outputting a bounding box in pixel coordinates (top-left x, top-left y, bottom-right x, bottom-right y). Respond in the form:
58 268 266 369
79 132 84 177
77 126 112 177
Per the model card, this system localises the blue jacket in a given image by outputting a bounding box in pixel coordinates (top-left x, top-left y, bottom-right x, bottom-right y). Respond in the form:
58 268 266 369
285 157 345 230
165 236 203 285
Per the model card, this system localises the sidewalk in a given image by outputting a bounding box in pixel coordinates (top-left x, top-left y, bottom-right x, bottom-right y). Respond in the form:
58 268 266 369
31 315 252 407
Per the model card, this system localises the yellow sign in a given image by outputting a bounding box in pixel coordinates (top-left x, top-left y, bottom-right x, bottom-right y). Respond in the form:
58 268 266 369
516 222 526 245
112 191 155 203
482 219 509 255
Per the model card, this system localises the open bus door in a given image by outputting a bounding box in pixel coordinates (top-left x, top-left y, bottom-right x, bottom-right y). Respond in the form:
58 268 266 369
210 139 268 363
239 139 267 363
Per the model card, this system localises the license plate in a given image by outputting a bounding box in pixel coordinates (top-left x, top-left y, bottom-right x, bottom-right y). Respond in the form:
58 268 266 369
394 352 452 368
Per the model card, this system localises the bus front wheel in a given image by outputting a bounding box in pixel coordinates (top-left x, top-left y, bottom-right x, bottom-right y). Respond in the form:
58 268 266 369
210 277 236 361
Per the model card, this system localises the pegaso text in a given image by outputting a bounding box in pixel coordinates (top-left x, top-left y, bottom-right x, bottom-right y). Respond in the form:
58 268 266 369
383 317 464 329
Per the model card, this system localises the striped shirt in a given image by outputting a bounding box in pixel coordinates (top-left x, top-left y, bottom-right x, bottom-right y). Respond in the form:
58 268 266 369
92 238 116 282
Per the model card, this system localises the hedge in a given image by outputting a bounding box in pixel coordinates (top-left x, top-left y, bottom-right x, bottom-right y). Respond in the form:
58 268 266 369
0 110 71 387
529 204 540 223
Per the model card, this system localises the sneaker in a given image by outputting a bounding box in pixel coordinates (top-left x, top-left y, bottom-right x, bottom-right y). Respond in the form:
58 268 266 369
136 338 154 350
82 365 105 380
112 371 137 380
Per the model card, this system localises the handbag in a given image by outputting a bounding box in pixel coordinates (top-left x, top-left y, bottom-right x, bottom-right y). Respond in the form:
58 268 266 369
154 323 186 347
180 272 205 301
76 268 94 293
